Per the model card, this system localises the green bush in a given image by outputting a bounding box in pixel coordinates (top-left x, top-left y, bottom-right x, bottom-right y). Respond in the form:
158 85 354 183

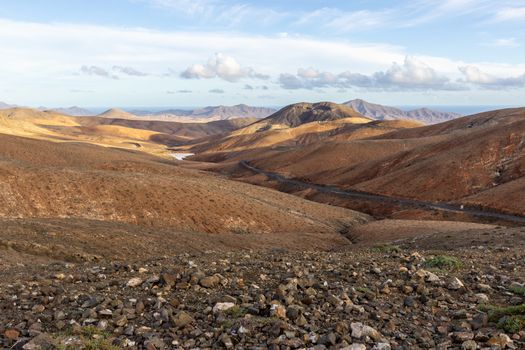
424 255 462 270
497 315 525 334
510 285 525 296
371 244 401 253
479 304 525 322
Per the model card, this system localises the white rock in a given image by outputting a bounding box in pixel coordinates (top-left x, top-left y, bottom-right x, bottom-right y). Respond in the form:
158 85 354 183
425 271 441 283
351 322 364 338
126 277 143 288
351 322 382 341
448 277 465 290
373 343 391 350
213 302 236 313
475 293 489 304
341 344 366 350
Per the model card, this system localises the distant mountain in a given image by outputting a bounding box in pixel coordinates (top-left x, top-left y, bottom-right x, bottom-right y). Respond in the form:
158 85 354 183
49 106 93 116
0 101 16 110
261 102 368 128
344 99 461 124
97 108 138 119
134 104 276 120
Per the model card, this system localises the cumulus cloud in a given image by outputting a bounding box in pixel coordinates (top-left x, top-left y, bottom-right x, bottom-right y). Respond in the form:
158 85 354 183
459 66 525 89
209 88 225 93
181 53 269 82
80 65 118 79
112 65 148 76
374 56 452 89
279 57 462 91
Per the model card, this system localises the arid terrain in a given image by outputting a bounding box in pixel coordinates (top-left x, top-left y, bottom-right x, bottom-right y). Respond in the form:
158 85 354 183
1 103 525 349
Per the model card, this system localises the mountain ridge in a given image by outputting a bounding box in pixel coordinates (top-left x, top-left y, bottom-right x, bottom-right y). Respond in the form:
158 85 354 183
132 104 276 120
344 99 462 124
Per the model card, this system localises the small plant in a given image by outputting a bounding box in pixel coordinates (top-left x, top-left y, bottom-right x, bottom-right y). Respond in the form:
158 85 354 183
497 315 525 334
479 304 525 322
424 255 462 270
231 226 251 235
251 316 280 326
356 286 373 294
79 326 111 339
372 244 401 253
225 306 248 318
84 339 122 350
54 326 121 350
510 285 525 296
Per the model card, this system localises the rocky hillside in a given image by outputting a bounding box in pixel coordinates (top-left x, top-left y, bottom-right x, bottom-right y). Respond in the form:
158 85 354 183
262 102 368 128
1 238 524 349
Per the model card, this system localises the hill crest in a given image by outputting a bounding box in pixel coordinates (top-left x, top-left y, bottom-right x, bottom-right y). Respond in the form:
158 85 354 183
345 99 461 124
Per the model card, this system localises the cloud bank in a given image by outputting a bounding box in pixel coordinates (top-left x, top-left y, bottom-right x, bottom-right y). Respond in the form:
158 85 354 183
279 57 464 91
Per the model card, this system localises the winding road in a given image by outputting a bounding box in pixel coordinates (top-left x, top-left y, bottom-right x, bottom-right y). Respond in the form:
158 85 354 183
240 160 525 224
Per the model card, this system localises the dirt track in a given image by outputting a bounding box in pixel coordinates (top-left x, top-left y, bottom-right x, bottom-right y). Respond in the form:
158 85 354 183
240 161 525 225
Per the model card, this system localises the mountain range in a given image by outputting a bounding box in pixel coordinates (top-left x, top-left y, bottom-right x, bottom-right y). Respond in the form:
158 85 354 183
131 104 277 121
48 106 93 116
345 99 462 124
0 101 16 109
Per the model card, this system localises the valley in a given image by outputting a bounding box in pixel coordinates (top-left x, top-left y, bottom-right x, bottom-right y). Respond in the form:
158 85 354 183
1 101 525 349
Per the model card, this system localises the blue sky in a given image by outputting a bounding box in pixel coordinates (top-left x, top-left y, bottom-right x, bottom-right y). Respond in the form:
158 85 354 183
0 0 524 108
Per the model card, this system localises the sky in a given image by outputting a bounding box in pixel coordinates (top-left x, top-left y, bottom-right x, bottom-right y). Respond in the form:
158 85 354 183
0 0 525 108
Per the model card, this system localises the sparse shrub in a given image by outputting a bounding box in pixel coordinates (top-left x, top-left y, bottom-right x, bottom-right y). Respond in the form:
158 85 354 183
231 226 251 235
424 255 462 271
225 306 248 318
54 326 120 350
372 244 401 253
510 285 525 296
479 304 525 322
497 315 525 334
84 339 121 350
356 286 373 294
79 326 110 339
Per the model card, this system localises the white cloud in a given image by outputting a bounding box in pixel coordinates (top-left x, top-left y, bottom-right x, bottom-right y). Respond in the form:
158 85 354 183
181 53 269 82
80 65 118 79
280 57 463 91
112 65 148 76
459 66 525 89
209 88 225 93
493 7 525 22
374 56 453 89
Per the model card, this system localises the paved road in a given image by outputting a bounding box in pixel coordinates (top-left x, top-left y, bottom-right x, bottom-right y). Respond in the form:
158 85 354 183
240 160 525 224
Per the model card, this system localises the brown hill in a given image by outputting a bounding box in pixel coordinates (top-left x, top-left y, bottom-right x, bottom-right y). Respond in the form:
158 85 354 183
225 107 525 216
97 108 138 119
185 102 379 155
0 108 255 154
0 133 368 237
260 101 368 128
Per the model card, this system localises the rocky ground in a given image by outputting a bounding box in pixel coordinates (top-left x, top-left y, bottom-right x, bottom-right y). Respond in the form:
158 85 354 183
1 243 525 350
